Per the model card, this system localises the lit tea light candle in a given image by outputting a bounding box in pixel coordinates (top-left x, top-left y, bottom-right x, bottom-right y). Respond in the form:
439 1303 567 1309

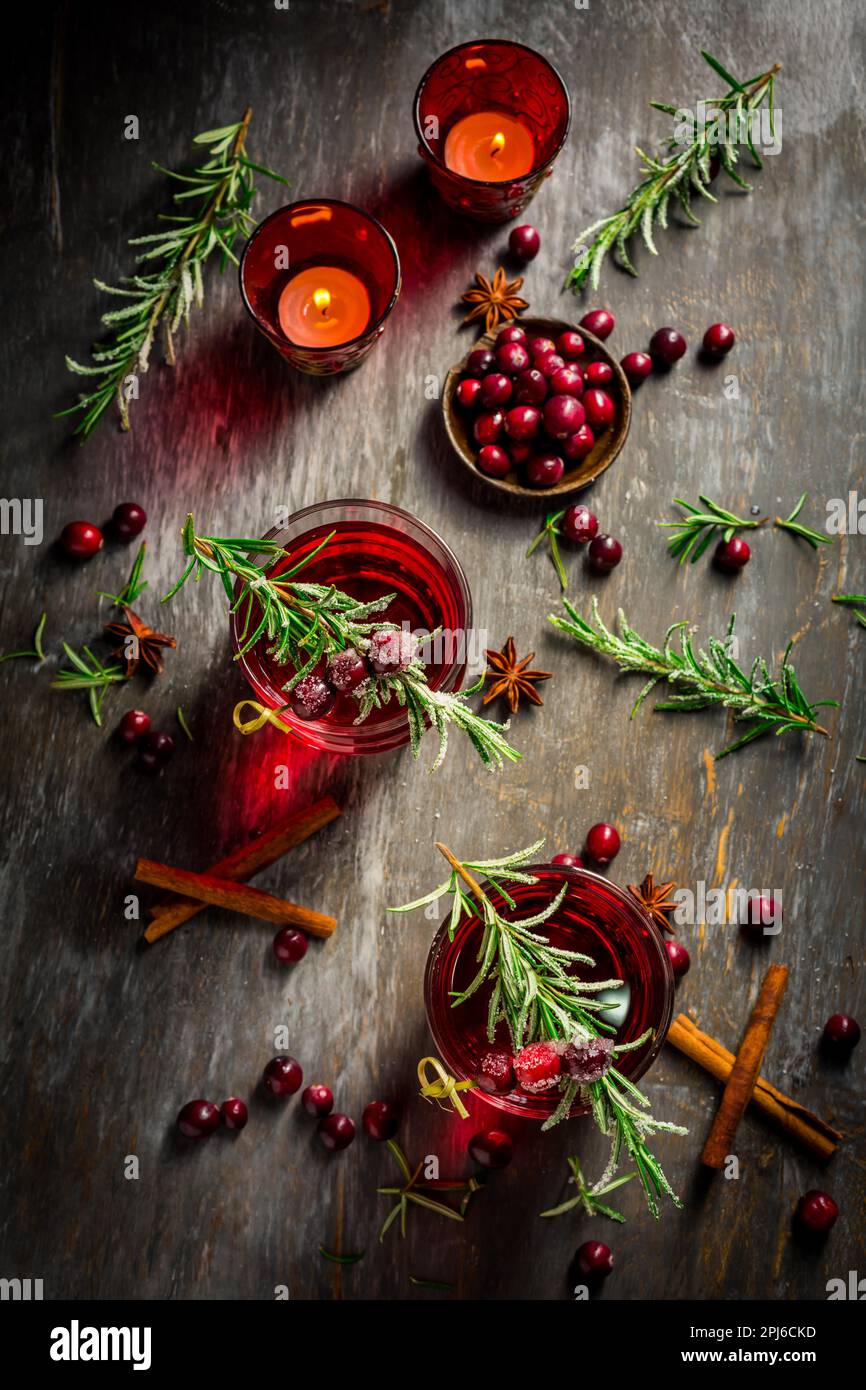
443 111 535 181
277 266 371 349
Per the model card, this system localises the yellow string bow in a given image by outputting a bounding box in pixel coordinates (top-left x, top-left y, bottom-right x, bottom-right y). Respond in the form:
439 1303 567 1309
232 699 293 735
417 1056 475 1120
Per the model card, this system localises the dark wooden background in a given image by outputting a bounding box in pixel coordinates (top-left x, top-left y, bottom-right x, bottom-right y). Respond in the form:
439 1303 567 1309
1 0 863 1301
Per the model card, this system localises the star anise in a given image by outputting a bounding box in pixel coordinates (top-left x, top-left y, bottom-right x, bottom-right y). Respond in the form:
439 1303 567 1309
628 872 678 933
482 636 551 715
104 607 176 677
461 266 528 335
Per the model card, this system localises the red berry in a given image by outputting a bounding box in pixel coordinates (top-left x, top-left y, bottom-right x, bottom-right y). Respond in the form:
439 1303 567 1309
703 322 736 358
579 309 615 340
513 1041 561 1093
476 1050 515 1094
273 927 308 964
543 394 584 440
496 324 527 347
739 893 782 934
715 536 751 571
289 675 336 721
477 445 511 479
480 372 513 407
556 331 585 360
302 1084 334 1117
508 224 540 261
263 1056 303 1097
504 405 541 441
620 351 653 386
585 822 621 864
362 1100 400 1140
508 441 533 465
112 502 147 540
456 378 482 409
550 365 584 397
665 939 690 978
584 360 614 388
582 388 615 430
535 351 566 380
318 1113 355 1150
562 425 595 461
118 709 151 744
551 852 584 867
326 647 369 693
794 1190 838 1236
137 729 175 773
822 1014 861 1054
513 368 548 405
575 1241 614 1277
495 342 530 375
527 452 564 488
60 521 103 560
466 347 495 376
221 1097 249 1131
562 505 598 544
473 410 504 446
177 1099 220 1139
468 1130 514 1170
528 335 556 360
369 629 415 674
649 326 687 366
588 535 622 573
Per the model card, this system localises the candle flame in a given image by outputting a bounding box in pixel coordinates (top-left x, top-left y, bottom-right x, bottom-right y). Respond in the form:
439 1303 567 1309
313 288 331 315
490 131 506 156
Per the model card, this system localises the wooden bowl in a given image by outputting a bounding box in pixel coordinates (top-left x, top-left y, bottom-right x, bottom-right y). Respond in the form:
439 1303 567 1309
442 316 632 500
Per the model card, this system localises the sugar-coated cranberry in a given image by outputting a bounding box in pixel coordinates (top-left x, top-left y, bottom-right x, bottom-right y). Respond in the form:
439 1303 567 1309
703 322 736 358
575 1241 614 1277
118 709 151 744
468 1130 514 1170
527 452 565 488
562 425 595 461
473 410 504 446
273 927 308 965
550 365 584 398
715 536 751 571
562 1036 614 1082
588 534 622 573
60 521 103 559
112 502 147 540
508 223 540 262
582 388 615 430
289 675 336 721
362 1100 400 1141
221 1097 249 1131
822 1014 861 1054
513 368 548 405
650 326 687 366
505 405 542 441
579 309 615 340
137 729 175 773
368 628 415 674
466 347 495 376
739 893 782 934
476 1050 515 1094
508 441 533 466
535 351 566 380
496 324 527 347
478 445 511 479
480 372 513 407
620 351 653 386
585 821 621 864
326 647 369 693
665 939 690 978
543 394 584 440
551 852 584 867
562 505 598 544
513 1041 561 1093
302 1084 334 1117
556 331 586 360
584 360 614 388
318 1113 355 1151
495 342 530 375
528 336 556 360
263 1056 303 1097
794 1190 838 1236
456 378 482 409
177 1099 220 1139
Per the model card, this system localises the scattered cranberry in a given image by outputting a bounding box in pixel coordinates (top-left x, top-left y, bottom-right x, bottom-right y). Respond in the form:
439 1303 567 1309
326 647 369 693
118 709 151 744
665 939 690 978
137 729 175 773
513 368 548 405
550 365 584 398
272 927 308 965
562 505 598 544
508 223 540 261
585 822 621 864
368 629 415 674
177 1099 220 1139
543 394 584 440
473 410 505 446
480 372 513 408
289 675 336 721
794 1190 838 1237
318 1113 356 1151
620 351 653 386
495 342 530 375
468 1130 514 1170
562 1037 614 1082
579 309 615 340
476 1050 515 1094
221 1098 249 1131
575 1241 614 1277
556 331 585 360
466 347 495 376
514 1041 561 1093
702 322 735 358
551 852 584 867
263 1056 303 1098
496 324 527 346
528 335 557 360
714 536 751 571
478 444 511 479
584 360 614 388
649 326 687 366
527 452 564 488
112 502 147 540
582 388 615 431
504 405 541 441
588 535 622 574
822 1014 861 1055
535 351 566 380
362 1100 400 1141
60 521 103 560
302 1084 334 1117
562 425 595 461
456 378 482 409
739 893 782 934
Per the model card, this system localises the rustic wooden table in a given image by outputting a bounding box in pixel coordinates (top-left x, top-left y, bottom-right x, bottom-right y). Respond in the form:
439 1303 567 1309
2 0 863 1302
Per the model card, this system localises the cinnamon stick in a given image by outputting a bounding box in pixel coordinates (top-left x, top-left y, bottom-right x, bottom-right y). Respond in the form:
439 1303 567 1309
135 860 336 938
144 797 340 942
668 1015 841 1161
700 964 789 1168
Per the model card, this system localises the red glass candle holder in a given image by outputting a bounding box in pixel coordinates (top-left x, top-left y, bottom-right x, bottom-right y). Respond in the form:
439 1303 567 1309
414 40 571 222
239 200 401 375
231 499 472 756
424 865 674 1122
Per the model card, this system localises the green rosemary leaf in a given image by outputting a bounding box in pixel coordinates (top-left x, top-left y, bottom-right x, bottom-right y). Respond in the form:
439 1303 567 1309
177 706 194 741
0 611 48 664
832 593 866 605
409 1276 455 1292
775 493 833 548
319 1246 364 1265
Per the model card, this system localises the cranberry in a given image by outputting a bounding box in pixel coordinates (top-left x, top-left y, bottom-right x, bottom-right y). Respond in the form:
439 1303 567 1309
514 1041 561 1093
177 1099 220 1139
562 1036 614 1082
289 675 336 721
456 378 482 409
466 347 495 376
137 729 175 772
551 852 584 867
118 709 151 744
476 1050 514 1094
508 441 533 466
714 536 751 571
60 521 103 560
588 534 622 573
562 505 598 544
582 389 615 431
362 1100 400 1141
794 1190 838 1236
473 410 504 446
527 452 564 488
535 351 566 380
543 394 584 440
302 1084 334 1117
665 939 690 978
562 425 595 461
579 309 615 340
649 326 687 366
368 628 415 674
263 1056 303 1097
221 1097 249 1131
822 1014 861 1054
550 365 584 397
584 360 614 388
505 405 541 441
702 322 735 358
478 445 511 479
112 502 147 540
326 647 369 693
468 1129 514 1170
480 372 513 407
495 342 530 375
575 1241 614 1277
508 223 540 261
318 1113 356 1151
620 351 653 386
272 927 308 964
739 893 782 934
585 821 621 864
556 331 586 360
496 324 527 346
513 368 548 405
528 335 556 360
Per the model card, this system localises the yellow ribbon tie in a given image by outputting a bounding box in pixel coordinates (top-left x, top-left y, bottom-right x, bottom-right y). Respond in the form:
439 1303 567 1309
232 699 293 735
417 1056 475 1120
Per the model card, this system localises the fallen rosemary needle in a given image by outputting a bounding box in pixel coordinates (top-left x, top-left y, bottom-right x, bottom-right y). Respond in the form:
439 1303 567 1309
0 611 47 664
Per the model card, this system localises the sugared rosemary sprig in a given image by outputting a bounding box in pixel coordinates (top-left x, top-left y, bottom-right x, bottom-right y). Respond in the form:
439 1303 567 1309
775 493 833 549
163 517 520 772
660 495 767 564
527 510 570 590
568 50 780 293
59 111 287 438
50 643 126 725
549 597 837 758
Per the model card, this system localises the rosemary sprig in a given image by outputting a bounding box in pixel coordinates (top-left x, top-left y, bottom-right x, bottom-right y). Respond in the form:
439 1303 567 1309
540 1155 636 1223
59 110 287 438
98 542 148 608
378 1140 478 1242
0 611 47 664
660 495 767 564
568 50 780 293
833 593 866 628
527 510 570 590
549 597 837 758
50 643 126 725
163 516 520 772
774 493 833 549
